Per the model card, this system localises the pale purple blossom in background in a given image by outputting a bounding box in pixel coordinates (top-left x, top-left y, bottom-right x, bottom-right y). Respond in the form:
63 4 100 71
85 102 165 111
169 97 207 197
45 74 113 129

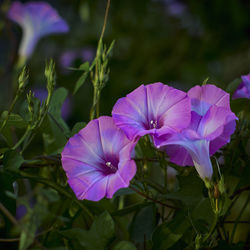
155 85 237 180
8 1 69 59
16 199 35 220
61 116 137 201
60 48 95 73
33 88 72 120
16 204 27 220
232 74 250 99
112 82 191 142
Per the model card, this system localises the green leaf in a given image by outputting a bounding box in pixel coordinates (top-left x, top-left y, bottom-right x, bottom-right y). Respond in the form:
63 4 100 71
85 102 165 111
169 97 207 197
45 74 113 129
78 61 90 71
112 202 153 216
71 122 86 136
164 175 204 207
152 211 190 250
226 78 241 94
0 169 16 222
59 228 87 241
68 61 90 71
3 150 24 171
90 210 115 248
73 58 96 95
73 71 89 95
0 133 10 148
106 40 116 57
48 87 70 135
60 211 115 250
130 204 156 242
192 198 214 224
41 88 70 153
113 187 135 197
113 241 137 250
19 201 47 250
0 111 27 128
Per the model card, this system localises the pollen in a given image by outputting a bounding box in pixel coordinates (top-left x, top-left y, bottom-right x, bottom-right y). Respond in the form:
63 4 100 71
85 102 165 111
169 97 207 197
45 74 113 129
106 161 117 172
150 120 157 129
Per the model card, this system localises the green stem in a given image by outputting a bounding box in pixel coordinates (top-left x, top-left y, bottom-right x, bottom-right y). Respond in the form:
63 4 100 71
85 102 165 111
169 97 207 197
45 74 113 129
12 125 31 150
18 171 94 222
130 186 179 210
230 195 250 243
0 94 19 133
138 178 166 194
100 0 111 41
0 202 18 225
203 214 218 243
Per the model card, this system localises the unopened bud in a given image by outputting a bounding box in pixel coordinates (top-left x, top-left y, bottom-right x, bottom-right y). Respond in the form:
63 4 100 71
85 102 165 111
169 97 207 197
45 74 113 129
213 184 220 199
18 66 29 91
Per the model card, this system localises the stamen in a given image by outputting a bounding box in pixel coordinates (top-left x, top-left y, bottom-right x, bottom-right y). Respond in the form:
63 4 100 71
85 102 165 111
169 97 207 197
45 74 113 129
106 161 117 172
150 120 157 128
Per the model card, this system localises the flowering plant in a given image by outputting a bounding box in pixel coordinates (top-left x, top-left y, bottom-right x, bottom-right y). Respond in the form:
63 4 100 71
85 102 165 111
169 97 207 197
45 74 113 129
0 1 249 250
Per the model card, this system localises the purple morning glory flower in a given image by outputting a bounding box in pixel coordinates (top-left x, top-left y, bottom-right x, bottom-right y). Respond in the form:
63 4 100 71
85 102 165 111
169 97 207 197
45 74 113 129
8 1 69 59
33 88 72 120
112 82 191 142
61 116 137 201
155 84 237 180
232 74 250 99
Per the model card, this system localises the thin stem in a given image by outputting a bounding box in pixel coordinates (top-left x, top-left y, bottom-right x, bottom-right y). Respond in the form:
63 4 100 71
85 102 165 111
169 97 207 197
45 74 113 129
0 94 19 132
230 186 250 199
18 171 94 222
47 112 69 139
100 0 111 41
130 186 179 210
0 237 20 242
12 125 31 150
203 214 218 243
0 202 18 226
224 220 250 224
230 195 250 243
0 227 53 242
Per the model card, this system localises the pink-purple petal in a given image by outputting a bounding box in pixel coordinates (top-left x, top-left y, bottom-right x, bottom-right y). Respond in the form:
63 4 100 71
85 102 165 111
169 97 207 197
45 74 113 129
112 82 191 141
61 116 136 201
159 135 213 179
165 144 193 166
232 73 250 99
188 84 230 115
209 120 236 155
198 105 237 140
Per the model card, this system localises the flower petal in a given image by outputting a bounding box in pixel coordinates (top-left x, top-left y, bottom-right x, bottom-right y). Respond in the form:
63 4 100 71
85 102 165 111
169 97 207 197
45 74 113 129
188 84 230 115
112 85 148 140
97 116 136 158
165 144 193 166
209 120 236 155
61 116 137 201
67 171 106 201
198 105 237 140
159 135 213 180
112 82 191 141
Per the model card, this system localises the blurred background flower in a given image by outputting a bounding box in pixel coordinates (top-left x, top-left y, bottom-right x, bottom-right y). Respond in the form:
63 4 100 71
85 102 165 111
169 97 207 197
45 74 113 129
59 47 95 74
232 73 250 99
7 1 69 63
33 87 72 120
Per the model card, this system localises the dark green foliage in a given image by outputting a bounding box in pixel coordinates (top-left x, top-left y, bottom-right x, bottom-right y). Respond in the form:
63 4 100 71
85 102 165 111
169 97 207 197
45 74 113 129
59 211 115 250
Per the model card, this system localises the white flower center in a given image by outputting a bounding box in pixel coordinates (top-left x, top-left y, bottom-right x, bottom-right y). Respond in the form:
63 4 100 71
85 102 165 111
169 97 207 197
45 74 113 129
150 120 157 129
105 161 117 171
